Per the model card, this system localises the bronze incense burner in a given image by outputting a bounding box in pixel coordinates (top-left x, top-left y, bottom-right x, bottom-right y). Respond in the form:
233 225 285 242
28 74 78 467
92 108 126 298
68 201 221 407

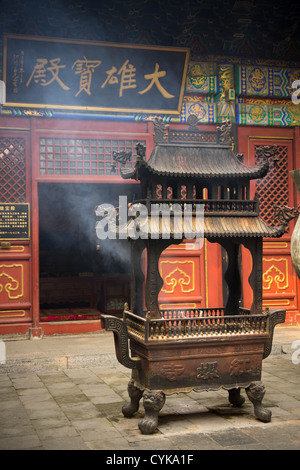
97 116 286 434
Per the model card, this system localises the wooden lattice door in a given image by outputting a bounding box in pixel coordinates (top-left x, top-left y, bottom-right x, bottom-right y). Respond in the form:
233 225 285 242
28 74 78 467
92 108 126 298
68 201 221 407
0 136 27 202
0 132 32 327
242 137 297 323
254 143 290 227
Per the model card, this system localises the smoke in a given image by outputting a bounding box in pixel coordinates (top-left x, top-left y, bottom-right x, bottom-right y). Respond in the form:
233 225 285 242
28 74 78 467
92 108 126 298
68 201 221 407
38 181 135 275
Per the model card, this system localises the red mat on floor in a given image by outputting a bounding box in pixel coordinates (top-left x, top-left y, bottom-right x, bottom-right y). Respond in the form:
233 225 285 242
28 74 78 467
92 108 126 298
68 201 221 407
39 308 101 322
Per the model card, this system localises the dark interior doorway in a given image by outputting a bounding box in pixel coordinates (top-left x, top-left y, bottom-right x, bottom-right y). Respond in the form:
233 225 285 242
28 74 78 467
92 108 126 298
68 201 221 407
38 182 136 321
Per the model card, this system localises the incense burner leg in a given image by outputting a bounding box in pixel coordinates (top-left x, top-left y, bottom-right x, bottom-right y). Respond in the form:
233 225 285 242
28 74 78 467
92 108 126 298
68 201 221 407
245 382 272 423
228 387 245 407
122 379 144 418
138 390 166 435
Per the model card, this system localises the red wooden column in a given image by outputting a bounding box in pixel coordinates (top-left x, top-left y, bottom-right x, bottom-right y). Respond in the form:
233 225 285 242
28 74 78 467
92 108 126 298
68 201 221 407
29 117 43 337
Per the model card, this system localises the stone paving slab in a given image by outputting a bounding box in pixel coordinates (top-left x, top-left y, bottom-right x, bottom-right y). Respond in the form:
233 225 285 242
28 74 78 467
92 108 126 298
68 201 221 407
0 352 299 451
0 327 299 452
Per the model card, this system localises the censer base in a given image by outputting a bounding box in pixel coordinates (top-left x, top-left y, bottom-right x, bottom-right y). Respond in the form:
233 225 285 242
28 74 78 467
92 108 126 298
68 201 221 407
126 335 270 434
123 378 271 435
101 309 285 434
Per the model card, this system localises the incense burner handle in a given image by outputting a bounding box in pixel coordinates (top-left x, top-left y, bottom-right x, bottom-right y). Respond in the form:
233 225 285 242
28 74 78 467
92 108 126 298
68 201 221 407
263 308 286 359
101 314 141 369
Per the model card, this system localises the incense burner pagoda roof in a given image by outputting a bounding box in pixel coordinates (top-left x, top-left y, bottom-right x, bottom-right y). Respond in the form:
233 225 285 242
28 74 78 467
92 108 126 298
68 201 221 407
136 144 270 180
118 119 276 182
125 215 285 239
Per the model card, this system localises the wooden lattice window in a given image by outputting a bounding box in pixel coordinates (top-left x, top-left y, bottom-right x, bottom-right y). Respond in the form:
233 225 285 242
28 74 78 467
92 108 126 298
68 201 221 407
39 137 144 176
0 137 27 203
255 144 289 228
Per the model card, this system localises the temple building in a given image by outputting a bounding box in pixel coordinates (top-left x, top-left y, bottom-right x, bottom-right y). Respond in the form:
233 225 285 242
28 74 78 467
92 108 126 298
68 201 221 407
0 0 299 337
